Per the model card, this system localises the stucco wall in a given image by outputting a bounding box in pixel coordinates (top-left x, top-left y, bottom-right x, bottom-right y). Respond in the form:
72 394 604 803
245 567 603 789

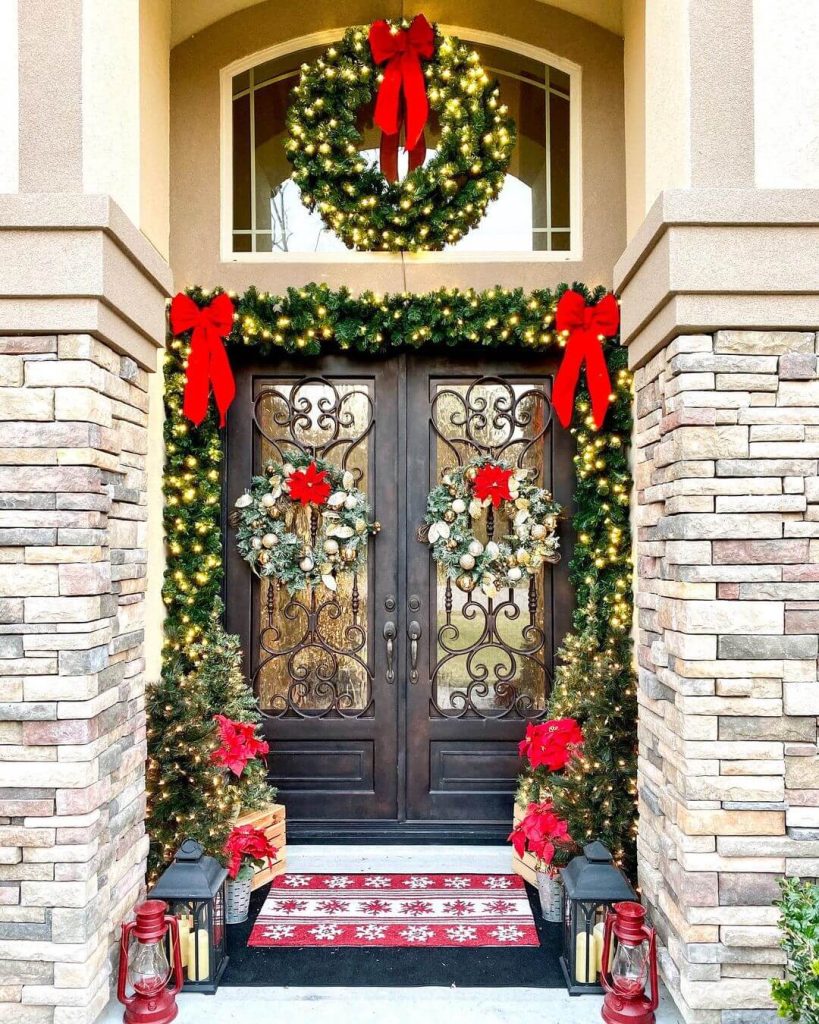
169 0 626 293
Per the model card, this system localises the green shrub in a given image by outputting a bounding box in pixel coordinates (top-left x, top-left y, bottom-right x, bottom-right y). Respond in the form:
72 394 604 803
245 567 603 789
771 877 819 1024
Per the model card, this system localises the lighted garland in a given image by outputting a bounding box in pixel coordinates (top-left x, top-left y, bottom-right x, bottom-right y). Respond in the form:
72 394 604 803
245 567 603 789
162 281 637 869
232 453 379 593
424 457 561 596
286 21 516 251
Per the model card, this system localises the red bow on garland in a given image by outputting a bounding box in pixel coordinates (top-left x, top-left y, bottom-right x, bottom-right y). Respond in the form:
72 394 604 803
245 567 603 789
169 292 236 427
553 290 620 430
368 15 435 182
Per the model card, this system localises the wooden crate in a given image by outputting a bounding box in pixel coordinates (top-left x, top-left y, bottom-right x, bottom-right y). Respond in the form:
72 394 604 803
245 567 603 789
511 802 538 887
233 803 286 891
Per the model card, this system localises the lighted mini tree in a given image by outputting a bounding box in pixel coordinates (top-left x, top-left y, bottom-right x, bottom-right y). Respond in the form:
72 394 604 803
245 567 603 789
146 601 274 878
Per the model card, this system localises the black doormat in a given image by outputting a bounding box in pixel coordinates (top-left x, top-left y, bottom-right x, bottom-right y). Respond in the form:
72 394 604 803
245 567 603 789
221 881 564 988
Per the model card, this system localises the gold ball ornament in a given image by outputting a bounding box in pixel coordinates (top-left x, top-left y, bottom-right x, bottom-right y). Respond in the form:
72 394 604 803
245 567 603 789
258 551 270 565
516 548 531 566
443 509 456 524
342 546 356 563
456 573 477 592
446 538 458 551
464 466 479 483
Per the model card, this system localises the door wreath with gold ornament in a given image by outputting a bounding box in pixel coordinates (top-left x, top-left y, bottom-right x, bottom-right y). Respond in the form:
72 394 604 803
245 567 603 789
423 456 561 596
232 453 380 593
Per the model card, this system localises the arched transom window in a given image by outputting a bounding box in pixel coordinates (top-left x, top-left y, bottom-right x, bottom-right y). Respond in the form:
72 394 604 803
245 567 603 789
223 29 579 258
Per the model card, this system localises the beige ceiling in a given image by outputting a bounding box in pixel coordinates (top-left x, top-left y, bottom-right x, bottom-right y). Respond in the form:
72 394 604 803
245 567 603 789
170 0 623 47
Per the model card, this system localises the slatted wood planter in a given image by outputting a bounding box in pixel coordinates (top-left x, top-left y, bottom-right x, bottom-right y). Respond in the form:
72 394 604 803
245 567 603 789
233 803 287 890
511 801 538 887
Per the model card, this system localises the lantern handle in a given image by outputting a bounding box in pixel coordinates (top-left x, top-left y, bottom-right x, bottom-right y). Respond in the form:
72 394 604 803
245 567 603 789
116 920 137 1009
599 910 616 995
645 924 659 1013
165 915 185 996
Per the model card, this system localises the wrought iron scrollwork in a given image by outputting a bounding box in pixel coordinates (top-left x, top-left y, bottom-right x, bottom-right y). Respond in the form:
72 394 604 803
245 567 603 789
252 377 374 718
428 376 554 720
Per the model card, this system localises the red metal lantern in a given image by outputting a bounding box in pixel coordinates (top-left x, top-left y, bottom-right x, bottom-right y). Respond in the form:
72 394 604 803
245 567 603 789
117 900 184 1024
600 901 659 1024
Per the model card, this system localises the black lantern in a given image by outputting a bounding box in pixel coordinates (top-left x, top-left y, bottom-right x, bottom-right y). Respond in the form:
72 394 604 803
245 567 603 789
559 841 637 995
150 838 229 994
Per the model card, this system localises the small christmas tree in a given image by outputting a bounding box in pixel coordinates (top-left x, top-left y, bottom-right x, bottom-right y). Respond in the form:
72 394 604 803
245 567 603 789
147 601 274 878
520 608 638 878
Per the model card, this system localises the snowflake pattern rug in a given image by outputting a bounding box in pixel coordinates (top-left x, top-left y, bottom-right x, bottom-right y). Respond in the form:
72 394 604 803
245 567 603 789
248 873 540 948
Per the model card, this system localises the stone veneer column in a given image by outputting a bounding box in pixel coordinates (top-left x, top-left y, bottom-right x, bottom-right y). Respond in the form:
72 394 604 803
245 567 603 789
0 199 169 1024
633 330 819 1022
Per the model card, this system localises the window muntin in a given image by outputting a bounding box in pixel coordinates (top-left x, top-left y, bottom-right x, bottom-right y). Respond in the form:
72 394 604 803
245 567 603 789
230 38 572 255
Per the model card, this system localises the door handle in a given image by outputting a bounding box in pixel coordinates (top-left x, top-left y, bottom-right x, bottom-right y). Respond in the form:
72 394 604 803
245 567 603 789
408 620 421 683
383 620 397 683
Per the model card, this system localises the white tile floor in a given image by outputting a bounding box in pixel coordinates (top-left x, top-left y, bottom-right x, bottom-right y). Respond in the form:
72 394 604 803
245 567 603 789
99 846 684 1024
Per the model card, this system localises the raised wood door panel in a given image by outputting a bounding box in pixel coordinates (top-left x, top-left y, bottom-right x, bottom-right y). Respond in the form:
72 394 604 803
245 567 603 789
225 352 400 821
404 354 575 823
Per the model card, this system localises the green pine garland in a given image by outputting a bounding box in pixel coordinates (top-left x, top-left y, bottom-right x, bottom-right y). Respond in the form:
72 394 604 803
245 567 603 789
161 281 637 871
286 21 516 251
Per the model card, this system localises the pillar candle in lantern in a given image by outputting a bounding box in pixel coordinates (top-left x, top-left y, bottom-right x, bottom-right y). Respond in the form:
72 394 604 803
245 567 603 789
186 927 210 982
574 929 596 984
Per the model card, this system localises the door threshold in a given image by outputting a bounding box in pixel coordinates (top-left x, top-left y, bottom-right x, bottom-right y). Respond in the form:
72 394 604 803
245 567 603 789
288 821 510 845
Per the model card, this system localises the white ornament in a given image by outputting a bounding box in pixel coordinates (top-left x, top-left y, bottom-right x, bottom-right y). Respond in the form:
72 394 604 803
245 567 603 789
327 491 347 507
531 523 547 540
468 499 483 519
251 537 262 550
467 540 484 557
329 525 354 539
428 521 451 543
282 463 295 476
342 470 355 490
300 556 314 572
344 494 358 510
235 493 252 509
261 492 276 508
459 553 476 570
451 498 466 514
323 539 340 555
321 573 337 591
485 541 500 559
261 533 277 548
513 508 530 526
508 567 522 582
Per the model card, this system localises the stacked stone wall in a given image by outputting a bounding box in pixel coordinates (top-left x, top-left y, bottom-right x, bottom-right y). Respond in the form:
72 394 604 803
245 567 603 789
0 334 150 1024
634 330 819 1022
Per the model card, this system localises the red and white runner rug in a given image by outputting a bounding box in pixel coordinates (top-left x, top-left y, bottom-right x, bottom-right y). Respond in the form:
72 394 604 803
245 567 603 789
248 873 539 948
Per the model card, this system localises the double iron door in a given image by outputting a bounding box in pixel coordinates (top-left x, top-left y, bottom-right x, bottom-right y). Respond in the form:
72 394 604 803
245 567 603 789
225 350 574 838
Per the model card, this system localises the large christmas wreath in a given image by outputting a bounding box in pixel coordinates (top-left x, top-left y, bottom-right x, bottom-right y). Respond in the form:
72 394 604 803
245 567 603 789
233 454 380 592
285 16 516 251
424 457 561 595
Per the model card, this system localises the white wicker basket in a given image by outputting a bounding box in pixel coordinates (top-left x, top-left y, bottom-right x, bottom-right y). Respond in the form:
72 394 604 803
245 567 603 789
225 876 253 925
536 870 564 923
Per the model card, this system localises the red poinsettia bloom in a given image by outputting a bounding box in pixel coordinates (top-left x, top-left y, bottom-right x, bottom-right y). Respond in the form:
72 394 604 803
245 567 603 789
472 463 514 508
287 462 332 506
518 718 584 772
508 801 572 870
223 825 278 880
211 714 269 777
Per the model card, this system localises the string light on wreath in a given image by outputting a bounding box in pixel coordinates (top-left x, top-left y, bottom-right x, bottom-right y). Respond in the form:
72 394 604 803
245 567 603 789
286 18 516 251
232 453 380 593
424 456 561 595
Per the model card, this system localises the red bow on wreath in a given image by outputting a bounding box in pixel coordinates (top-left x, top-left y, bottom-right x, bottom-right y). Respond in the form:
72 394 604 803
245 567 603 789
553 290 620 430
369 15 435 182
169 292 236 428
